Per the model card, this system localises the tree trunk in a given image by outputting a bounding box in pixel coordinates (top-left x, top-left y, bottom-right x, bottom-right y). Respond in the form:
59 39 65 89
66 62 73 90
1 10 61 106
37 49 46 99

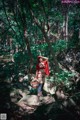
41 29 59 72
19 0 33 72
27 0 59 72
62 5 68 41
65 11 68 41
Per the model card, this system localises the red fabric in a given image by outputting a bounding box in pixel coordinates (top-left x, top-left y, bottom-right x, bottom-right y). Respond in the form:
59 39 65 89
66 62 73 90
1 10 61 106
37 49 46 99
44 60 50 76
36 56 50 76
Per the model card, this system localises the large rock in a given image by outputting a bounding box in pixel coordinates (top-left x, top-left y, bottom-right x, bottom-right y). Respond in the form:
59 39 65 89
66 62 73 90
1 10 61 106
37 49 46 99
43 96 55 104
17 95 40 114
43 80 56 95
18 95 40 106
26 95 40 106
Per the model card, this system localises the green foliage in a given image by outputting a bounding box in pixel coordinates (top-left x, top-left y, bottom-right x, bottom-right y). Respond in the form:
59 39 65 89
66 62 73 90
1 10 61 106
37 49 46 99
52 40 67 53
55 70 75 82
13 51 30 64
1 0 80 83
31 40 67 58
31 43 48 56
47 69 76 89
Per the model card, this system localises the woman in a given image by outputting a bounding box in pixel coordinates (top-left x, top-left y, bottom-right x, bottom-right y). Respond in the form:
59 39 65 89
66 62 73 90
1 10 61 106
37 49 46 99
36 56 50 96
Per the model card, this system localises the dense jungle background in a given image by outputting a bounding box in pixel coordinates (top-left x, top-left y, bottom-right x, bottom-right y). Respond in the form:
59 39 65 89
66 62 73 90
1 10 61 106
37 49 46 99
0 0 80 120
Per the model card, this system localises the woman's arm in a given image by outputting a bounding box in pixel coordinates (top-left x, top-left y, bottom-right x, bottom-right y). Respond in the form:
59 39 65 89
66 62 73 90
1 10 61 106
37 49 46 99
39 56 48 60
36 70 38 77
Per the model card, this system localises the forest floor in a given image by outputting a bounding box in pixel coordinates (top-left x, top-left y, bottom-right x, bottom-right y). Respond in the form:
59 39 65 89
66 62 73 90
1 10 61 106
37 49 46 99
0 49 80 120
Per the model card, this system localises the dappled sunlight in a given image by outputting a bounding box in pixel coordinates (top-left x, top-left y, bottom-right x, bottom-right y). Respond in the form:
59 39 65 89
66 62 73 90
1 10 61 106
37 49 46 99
0 0 80 119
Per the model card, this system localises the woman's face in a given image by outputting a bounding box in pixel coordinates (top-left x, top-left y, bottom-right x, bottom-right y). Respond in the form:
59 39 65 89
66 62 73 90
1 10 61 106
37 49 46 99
39 58 43 62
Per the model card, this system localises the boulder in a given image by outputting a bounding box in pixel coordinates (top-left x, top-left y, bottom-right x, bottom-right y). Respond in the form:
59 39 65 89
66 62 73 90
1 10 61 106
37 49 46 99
43 96 55 104
43 80 56 95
